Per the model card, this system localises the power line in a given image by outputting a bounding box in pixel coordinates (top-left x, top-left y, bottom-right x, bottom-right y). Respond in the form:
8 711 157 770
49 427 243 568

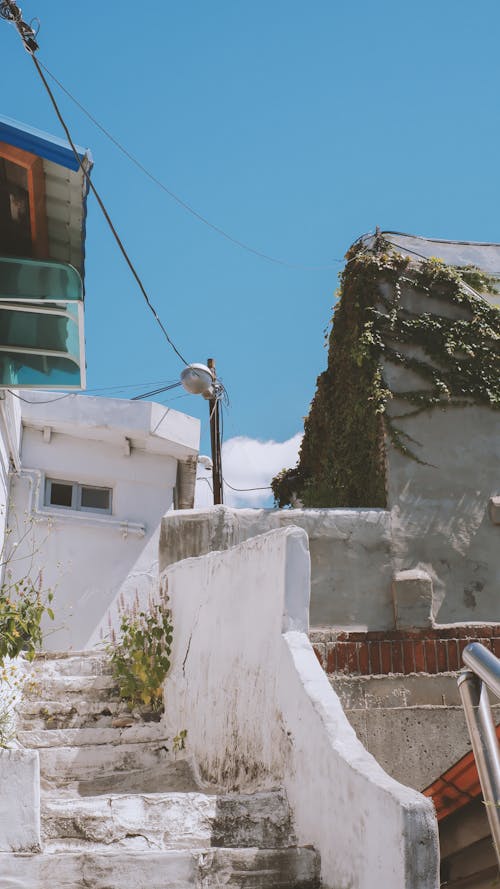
7 390 73 404
37 59 344 273
132 381 182 400
6 378 182 404
2 2 190 368
223 479 272 492
85 378 178 394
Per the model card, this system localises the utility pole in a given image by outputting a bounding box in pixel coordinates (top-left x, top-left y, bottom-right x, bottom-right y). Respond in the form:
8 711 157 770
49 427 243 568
207 358 223 505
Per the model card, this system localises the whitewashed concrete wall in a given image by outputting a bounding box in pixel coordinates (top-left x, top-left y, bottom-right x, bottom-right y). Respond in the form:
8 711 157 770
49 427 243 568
160 506 393 628
0 748 40 852
386 406 500 624
163 528 439 889
0 392 21 563
380 278 500 625
6 428 178 650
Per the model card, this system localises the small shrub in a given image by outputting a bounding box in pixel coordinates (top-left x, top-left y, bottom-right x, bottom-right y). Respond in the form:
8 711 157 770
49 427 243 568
0 575 54 664
109 586 173 712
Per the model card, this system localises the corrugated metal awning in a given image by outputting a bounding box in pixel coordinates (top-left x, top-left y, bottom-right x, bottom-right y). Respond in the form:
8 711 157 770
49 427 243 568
0 113 93 281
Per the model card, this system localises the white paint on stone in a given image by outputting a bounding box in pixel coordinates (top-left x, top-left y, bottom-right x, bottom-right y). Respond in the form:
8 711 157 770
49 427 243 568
392 569 435 629
160 505 394 628
0 748 40 852
489 495 500 525
164 527 439 888
0 393 21 572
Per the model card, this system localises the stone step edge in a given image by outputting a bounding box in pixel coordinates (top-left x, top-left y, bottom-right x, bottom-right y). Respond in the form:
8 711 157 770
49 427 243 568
1 846 321 887
18 729 170 749
35 650 108 660
41 841 303 854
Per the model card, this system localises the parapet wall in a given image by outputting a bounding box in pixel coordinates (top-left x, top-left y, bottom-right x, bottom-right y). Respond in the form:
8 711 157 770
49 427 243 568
160 506 393 628
161 496 500 628
163 527 439 889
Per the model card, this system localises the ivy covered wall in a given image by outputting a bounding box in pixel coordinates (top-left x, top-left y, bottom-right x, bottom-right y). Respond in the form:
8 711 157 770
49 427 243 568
272 238 500 509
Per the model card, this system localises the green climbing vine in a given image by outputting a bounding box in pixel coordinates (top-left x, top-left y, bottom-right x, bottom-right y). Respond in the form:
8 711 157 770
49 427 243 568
271 239 500 508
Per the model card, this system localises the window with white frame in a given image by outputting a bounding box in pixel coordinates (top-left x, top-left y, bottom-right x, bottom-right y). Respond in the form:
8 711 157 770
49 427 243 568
45 479 112 514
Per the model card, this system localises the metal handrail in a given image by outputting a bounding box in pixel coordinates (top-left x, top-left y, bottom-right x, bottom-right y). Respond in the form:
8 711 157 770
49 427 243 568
458 642 500 868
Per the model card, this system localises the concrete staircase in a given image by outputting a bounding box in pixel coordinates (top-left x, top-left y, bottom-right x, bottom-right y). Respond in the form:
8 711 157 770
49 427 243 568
8 651 320 888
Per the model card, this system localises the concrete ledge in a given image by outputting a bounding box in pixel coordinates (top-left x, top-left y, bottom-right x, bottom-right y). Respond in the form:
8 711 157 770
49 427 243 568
392 569 434 629
160 505 394 628
0 748 40 851
489 495 500 525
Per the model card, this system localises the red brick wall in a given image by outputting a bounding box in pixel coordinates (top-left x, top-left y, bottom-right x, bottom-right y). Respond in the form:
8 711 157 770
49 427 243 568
310 626 500 676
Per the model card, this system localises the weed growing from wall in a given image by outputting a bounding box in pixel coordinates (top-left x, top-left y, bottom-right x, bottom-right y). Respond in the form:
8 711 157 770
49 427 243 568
272 240 500 508
109 585 173 712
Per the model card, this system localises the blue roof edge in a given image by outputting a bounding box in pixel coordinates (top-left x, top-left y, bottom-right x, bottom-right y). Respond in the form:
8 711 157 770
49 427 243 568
0 113 93 172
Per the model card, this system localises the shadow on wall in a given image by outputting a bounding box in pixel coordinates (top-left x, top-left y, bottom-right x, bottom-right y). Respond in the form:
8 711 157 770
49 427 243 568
388 407 500 625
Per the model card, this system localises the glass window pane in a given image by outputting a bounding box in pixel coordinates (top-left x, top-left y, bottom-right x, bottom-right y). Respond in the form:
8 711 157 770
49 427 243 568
49 482 73 508
0 353 82 388
0 257 83 301
80 486 110 511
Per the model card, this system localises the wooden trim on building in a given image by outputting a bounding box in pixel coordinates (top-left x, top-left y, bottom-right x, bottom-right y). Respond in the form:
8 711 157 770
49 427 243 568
0 141 49 259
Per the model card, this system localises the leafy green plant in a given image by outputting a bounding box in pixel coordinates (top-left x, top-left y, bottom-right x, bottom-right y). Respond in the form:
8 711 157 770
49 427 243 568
0 574 54 664
109 586 173 712
173 728 187 753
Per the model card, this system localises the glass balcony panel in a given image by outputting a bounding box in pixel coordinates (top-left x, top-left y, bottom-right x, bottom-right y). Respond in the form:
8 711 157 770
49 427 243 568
0 257 83 301
0 307 80 359
0 352 82 387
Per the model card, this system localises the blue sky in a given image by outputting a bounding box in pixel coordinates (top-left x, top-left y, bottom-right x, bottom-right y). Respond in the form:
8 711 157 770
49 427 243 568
2 1 500 501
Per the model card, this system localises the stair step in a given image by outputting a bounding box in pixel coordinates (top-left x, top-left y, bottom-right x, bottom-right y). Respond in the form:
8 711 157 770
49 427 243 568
16 697 158 730
24 674 120 702
33 652 113 678
18 722 168 749
2 847 320 888
42 758 201 797
38 738 181 786
41 790 293 851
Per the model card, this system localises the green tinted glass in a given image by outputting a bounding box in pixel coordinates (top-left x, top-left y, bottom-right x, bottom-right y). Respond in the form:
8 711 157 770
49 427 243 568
0 257 85 388
0 257 83 301
0 353 82 387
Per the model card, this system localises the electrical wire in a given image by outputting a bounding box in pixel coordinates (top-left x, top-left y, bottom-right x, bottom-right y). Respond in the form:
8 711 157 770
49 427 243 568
223 479 272 492
196 475 213 492
31 54 190 367
86 378 178 394
217 402 272 493
37 59 344 273
6 378 181 404
132 381 182 401
7 390 73 404
2 3 190 368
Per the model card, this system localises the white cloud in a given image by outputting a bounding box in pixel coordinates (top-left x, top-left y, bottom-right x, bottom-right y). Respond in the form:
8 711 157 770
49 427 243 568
195 432 302 509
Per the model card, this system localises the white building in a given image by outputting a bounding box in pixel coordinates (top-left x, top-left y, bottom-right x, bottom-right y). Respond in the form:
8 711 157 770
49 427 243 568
0 389 199 650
